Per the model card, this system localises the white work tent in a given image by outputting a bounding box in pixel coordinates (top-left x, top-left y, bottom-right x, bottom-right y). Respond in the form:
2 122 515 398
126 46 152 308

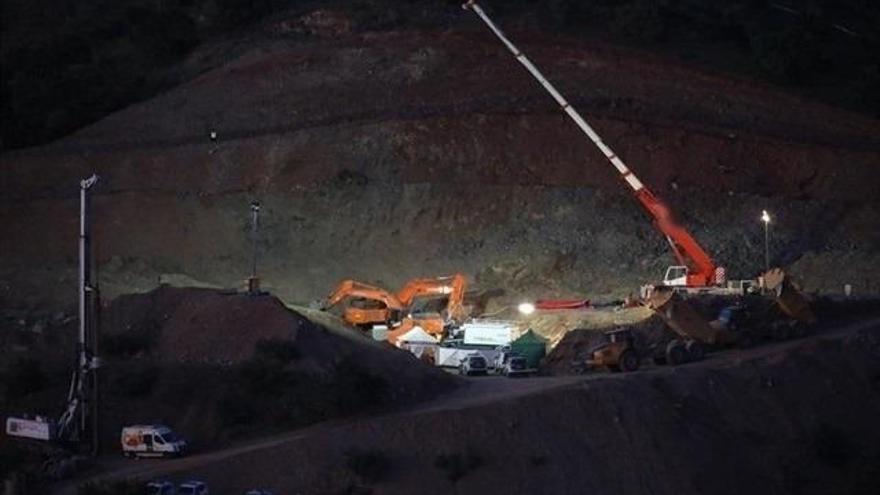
397 326 439 361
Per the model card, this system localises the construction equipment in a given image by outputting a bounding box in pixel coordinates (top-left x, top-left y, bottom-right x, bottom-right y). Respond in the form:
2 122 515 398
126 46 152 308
463 2 816 350
387 274 469 343
645 286 735 364
463 0 725 289
761 268 817 324
585 328 640 372
322 280 406 328
324 274 469 343
6 175 101 451
396 273 468 321
646 281 815 364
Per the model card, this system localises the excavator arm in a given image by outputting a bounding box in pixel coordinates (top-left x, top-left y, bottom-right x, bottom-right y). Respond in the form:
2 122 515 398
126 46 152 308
324 280 405 311
323 280 407 327
463 1 721 287
396 273 468 320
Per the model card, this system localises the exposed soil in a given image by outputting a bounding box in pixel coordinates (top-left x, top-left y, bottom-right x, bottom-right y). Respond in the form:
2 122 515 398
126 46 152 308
2 7 880 493
2 286 456 482
62 319 880 495
1 13 879 313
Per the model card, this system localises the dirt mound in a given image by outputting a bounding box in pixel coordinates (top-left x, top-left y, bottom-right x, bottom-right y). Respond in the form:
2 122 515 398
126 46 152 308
541 312 668 374
104 285 455 382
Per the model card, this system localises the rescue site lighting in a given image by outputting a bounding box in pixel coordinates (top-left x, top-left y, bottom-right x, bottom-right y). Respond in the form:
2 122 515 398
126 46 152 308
761 210 771 273
518 302 536 315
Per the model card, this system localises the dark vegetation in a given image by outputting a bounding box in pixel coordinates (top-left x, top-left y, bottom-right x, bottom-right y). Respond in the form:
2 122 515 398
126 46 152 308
1 0 293 149
811 422 854 468
100 325 158 357
1 356 47 400
2 0 878 147
490 0 880 111
345 447 392 484
215 338 390 432
434 447 485 482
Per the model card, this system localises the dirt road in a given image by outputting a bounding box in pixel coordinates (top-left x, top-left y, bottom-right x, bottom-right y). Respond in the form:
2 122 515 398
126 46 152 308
55 316 880 493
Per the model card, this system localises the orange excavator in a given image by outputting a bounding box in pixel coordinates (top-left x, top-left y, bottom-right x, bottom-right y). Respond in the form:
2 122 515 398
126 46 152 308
322 280 405 328
323 274 470 343
387 274 469 344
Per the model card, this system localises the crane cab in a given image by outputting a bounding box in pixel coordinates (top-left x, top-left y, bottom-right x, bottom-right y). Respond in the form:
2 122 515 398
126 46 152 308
663 266 689 286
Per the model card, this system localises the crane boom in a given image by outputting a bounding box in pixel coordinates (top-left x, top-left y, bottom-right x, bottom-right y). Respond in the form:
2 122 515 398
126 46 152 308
463 1 721 286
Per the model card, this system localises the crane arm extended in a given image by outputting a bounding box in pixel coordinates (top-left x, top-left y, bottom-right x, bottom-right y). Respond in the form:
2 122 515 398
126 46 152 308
463 1 718 286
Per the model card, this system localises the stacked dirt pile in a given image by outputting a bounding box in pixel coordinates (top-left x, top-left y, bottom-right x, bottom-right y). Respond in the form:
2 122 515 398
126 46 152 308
122 321 880 495
541 312 668 374
91 286 458 450
104 285 454 379
515 306 654 348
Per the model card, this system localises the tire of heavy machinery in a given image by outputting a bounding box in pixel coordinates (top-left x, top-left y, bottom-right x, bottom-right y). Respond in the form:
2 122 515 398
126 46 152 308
666 340 688 366
685 340 705 362
618 349 640 372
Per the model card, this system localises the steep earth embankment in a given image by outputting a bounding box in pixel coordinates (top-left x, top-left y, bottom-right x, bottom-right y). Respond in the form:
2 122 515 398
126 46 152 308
1 286 456 459
2 11 879 312
75 320 880 495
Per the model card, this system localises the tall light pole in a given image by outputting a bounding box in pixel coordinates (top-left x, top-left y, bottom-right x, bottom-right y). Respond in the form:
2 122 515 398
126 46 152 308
761 210 771 272
249 200 261 293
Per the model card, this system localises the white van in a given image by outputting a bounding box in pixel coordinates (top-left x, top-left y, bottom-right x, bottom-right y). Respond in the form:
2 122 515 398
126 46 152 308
121 425 187 458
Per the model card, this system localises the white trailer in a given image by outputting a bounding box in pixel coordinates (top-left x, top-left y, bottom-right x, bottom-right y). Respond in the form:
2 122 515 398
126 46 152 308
461 319 516 346
5 416 58 441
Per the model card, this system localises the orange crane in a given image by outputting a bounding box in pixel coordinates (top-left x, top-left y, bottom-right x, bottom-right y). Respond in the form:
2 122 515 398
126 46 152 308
463 1 724 288
322 280 405 328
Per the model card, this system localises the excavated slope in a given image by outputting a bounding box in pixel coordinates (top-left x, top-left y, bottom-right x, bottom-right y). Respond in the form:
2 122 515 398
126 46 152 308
2 17 879 309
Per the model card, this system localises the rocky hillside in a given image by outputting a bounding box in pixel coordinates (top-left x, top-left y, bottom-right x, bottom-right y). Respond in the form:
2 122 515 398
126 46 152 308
2 6 879 313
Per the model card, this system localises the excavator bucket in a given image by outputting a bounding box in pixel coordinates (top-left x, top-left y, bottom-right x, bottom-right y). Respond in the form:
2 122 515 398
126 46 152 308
761 268 817 324
646 287 738 345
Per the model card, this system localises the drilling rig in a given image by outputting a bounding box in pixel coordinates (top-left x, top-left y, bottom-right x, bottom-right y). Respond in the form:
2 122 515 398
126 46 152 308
5 175 101 475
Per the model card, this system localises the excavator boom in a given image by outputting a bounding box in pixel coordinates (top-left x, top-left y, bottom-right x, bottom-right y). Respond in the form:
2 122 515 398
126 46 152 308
396 273 467 315
463 1 720 286
324 280 405 311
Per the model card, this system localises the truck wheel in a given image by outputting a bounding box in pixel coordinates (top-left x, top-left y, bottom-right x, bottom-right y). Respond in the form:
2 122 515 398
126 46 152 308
618 349 640 372
666 341 688 366
685 341 705 362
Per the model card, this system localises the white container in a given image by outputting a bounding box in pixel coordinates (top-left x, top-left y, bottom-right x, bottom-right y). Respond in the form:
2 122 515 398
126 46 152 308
5 416 56 441
462 320 515 346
